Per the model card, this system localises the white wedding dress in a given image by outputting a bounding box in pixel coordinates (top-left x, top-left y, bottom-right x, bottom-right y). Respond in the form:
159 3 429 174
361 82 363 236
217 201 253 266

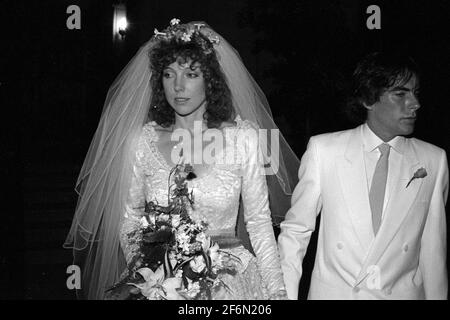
119 116 285 299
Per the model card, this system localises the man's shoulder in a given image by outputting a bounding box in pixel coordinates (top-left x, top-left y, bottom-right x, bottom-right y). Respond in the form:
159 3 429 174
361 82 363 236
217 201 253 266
311 127 356 140
409 137 446 158
309 126 359 149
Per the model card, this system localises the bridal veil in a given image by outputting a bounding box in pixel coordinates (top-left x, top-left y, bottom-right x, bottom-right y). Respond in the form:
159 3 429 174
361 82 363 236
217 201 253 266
64 20 300 299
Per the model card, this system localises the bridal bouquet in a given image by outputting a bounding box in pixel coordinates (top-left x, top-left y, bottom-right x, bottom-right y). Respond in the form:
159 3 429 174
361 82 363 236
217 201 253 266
106 162 239 300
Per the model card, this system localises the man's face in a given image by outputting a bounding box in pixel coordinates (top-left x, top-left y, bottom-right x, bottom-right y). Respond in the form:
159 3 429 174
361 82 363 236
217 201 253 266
366 75 420 141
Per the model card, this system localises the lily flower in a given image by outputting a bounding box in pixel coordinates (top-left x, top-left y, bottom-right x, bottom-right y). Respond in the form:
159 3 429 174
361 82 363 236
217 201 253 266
128 265 184 300
190 255 206 274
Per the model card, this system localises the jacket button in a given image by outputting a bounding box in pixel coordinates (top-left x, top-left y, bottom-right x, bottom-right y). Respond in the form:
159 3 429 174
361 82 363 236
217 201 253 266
403 244 408 252
337 243 343 250
385 289 392 295
352 287 360 293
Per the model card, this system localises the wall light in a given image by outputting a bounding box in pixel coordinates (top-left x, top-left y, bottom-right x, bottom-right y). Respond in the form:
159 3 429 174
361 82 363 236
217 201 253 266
113 3 127 42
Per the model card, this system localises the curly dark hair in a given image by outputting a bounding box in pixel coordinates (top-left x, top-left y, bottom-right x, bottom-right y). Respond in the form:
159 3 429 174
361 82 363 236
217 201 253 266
345 52 420 124
148 32 234 128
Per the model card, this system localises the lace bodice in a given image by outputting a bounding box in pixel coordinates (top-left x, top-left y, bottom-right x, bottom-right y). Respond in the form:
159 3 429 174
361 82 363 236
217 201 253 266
138 127 244 233
120 117 286 297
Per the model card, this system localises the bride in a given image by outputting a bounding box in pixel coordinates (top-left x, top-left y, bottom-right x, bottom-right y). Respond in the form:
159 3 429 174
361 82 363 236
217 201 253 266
64 19 299 300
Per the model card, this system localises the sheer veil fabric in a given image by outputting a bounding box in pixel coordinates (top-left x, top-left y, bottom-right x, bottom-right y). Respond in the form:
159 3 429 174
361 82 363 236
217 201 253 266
64 22 300 299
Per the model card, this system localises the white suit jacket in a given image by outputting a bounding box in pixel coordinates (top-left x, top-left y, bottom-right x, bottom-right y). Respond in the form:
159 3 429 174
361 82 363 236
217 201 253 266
278 125 448 300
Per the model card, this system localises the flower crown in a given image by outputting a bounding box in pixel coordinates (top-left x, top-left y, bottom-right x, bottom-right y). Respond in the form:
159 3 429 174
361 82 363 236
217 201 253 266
153 18 220 55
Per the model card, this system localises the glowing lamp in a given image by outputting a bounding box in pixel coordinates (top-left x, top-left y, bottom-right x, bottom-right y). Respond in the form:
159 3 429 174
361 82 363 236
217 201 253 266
113 3 127 41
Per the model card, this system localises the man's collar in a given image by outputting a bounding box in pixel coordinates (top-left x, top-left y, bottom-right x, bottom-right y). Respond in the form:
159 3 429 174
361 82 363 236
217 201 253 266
361 123 406 154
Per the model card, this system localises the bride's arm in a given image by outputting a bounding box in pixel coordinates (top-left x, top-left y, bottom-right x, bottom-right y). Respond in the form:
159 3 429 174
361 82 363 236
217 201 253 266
120 146 147 266
239 122 288 300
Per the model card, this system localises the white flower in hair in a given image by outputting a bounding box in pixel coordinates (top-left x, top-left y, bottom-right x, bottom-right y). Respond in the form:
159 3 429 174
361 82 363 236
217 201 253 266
153 28 166 37
208 35 220 44
170 18 180 25
181 32 192 42
193 23 205 30
181 29 195 42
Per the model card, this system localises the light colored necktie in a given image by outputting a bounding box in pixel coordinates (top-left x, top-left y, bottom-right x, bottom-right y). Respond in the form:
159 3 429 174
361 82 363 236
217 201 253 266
369 143 390 235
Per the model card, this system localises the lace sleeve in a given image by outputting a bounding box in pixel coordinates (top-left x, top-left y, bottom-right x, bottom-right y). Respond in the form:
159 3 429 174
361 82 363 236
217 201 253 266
238 120 287 299
119 138 147 266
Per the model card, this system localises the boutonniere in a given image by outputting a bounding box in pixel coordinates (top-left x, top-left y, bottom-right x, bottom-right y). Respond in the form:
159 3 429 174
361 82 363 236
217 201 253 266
406 167 427 188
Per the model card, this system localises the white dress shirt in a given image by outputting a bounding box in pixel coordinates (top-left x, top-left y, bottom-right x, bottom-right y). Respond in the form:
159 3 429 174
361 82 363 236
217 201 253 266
361 123 406 220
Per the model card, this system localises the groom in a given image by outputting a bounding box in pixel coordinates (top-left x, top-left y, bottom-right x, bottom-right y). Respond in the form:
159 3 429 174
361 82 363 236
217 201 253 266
278 52 448 299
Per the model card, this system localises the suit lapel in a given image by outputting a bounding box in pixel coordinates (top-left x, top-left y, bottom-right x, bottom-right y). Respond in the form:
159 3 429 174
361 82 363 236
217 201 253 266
336 126 374 252
356 140 423 283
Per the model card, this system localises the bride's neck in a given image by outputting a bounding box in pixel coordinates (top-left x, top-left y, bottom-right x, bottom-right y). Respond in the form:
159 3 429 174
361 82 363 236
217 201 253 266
173 115 207 133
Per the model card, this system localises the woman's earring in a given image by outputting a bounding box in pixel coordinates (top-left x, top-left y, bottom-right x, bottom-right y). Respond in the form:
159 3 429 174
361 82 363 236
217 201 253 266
363 103 373 111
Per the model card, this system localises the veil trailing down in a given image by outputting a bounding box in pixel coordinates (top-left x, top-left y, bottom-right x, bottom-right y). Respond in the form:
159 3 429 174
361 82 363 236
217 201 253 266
64 20 300 299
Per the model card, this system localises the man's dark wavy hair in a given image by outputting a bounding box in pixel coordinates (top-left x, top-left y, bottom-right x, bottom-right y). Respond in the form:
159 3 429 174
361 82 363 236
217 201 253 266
148 33 234 128
345 52 420 124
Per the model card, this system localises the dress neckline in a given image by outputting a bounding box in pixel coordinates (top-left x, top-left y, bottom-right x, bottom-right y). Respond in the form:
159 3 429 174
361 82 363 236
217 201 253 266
145 117 245 181
150 130 214 182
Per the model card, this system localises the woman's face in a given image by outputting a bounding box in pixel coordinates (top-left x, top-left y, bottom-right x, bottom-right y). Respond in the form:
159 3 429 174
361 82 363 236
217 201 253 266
162 59 206 117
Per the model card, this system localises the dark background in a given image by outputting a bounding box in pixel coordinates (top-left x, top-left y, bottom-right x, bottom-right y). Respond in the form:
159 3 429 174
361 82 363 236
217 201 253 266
3 0 449 299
